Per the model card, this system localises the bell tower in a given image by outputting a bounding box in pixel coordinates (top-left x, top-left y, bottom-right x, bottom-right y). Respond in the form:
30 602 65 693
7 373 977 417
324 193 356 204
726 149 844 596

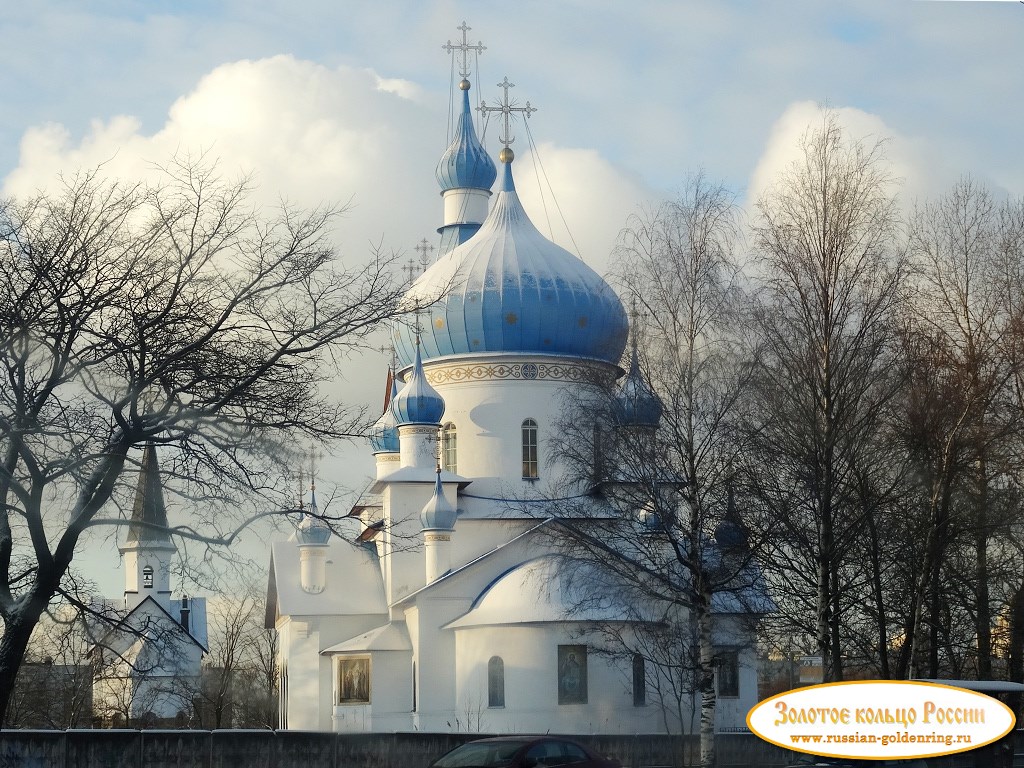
120 444 177 611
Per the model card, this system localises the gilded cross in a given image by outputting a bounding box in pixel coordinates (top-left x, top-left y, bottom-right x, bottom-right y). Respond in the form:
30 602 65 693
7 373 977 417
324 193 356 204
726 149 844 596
442 21 486 79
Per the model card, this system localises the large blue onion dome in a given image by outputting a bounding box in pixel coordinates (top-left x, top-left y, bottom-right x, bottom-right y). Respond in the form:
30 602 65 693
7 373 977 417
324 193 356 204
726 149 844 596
369 371 400 453
391 341 446 425
436 79 497 192
297 490 331 545
614 347 663 427
395 160 629 367
420 470 457 531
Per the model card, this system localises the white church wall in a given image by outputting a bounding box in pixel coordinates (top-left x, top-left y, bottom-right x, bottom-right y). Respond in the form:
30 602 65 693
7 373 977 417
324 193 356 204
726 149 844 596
278 618 328 730
428 368 608 504
92 606 203 724
453 624 664 735
331 649 413 732
382 483 434 605
278 612 391 731
122 548 175 611
448 519 538 569
409 596 472 731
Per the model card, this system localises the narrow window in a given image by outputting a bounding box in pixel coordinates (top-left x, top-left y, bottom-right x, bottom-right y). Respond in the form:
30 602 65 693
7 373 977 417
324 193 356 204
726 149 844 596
442 422 457 473
142 566 154 589
557 645 587 704
522 419 539 479
412 661 417 712
280 662 288 729
632 653 646 706
717 649 739 698
488 656 505 707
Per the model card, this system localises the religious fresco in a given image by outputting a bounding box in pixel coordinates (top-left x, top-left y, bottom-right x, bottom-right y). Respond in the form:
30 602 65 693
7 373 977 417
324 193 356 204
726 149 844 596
557 645 587 705
338 657 370 704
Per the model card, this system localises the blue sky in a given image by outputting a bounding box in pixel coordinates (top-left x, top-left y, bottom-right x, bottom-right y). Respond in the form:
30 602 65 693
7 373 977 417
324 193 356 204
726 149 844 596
4 0 1022 596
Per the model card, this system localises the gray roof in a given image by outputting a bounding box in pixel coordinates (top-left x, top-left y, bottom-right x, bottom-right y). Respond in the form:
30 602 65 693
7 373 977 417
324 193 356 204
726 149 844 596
124 444 175 548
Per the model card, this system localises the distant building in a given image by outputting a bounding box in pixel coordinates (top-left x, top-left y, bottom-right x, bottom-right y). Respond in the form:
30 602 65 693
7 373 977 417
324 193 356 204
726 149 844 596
265 27 767 734
91 444 208 726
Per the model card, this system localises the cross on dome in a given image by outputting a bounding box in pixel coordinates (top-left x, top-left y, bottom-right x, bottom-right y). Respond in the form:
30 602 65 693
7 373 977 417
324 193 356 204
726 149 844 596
443 21 486 79
628 297 649 353
414 238 435 269
479 76 537 162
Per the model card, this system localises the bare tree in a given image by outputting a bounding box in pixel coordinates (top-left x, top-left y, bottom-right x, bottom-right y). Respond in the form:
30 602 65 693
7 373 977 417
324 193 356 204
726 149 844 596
0 157 406 724
5 602 93 727
902 178 1024 678
545 178 763 768
749 110 906 682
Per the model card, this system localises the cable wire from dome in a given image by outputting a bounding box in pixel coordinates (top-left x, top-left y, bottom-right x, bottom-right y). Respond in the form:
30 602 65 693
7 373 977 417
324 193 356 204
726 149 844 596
524 119 584 260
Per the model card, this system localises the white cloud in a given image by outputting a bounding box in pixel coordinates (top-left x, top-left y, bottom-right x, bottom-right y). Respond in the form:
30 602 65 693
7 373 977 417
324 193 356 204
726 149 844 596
744 100 978 216
511 142 656 279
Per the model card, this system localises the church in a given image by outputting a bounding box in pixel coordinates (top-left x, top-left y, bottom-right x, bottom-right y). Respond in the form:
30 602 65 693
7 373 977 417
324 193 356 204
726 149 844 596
265 25 766 735
91 444 209 726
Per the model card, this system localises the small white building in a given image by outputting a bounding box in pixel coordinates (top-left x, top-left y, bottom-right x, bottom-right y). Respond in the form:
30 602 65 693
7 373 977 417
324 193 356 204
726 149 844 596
265 31 767 735
92 445 208 725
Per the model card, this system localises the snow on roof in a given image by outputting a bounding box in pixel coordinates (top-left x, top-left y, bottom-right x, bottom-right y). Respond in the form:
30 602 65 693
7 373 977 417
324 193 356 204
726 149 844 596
266 538 386 624
321 621 412 654
443 555 657 630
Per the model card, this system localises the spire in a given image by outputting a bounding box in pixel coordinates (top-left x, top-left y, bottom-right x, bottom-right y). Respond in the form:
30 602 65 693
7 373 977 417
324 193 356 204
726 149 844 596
125 444 174 548
715 482 750 553
391 338 445 425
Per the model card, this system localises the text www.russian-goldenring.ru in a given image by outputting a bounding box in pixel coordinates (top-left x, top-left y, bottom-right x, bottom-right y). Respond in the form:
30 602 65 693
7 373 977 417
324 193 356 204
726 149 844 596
790 732 972 748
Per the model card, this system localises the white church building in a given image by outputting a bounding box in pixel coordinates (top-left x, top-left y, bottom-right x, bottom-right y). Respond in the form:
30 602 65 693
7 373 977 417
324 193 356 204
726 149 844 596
91 444 208 726
265 27 765 735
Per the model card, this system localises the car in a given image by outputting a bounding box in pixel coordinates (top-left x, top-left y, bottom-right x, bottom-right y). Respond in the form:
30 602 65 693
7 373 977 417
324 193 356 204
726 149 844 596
428 736 622 768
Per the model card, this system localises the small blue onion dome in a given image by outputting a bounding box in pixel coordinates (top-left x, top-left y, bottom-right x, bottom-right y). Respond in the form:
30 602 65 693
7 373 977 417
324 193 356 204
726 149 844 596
391 341 445 425
395 159 628 367
369 373 400 453
715 486 749 553
614 347 663 427
297 491 331 545
420 470 457 531
436 79 497 193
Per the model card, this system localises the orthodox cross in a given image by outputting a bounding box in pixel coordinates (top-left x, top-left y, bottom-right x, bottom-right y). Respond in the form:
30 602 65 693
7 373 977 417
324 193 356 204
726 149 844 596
414 237 435 270
628 298 648 352
479 77 537 152
411 303 424 336
442 21 485 79
403 257 420 283
308 447 320 513
376 343 397 370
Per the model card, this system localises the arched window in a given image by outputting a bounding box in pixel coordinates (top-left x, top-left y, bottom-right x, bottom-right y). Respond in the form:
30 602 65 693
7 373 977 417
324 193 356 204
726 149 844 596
442 423 457 473
488 656 505 708
142 566 154 589
632 654 646 706
521 419 539 479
